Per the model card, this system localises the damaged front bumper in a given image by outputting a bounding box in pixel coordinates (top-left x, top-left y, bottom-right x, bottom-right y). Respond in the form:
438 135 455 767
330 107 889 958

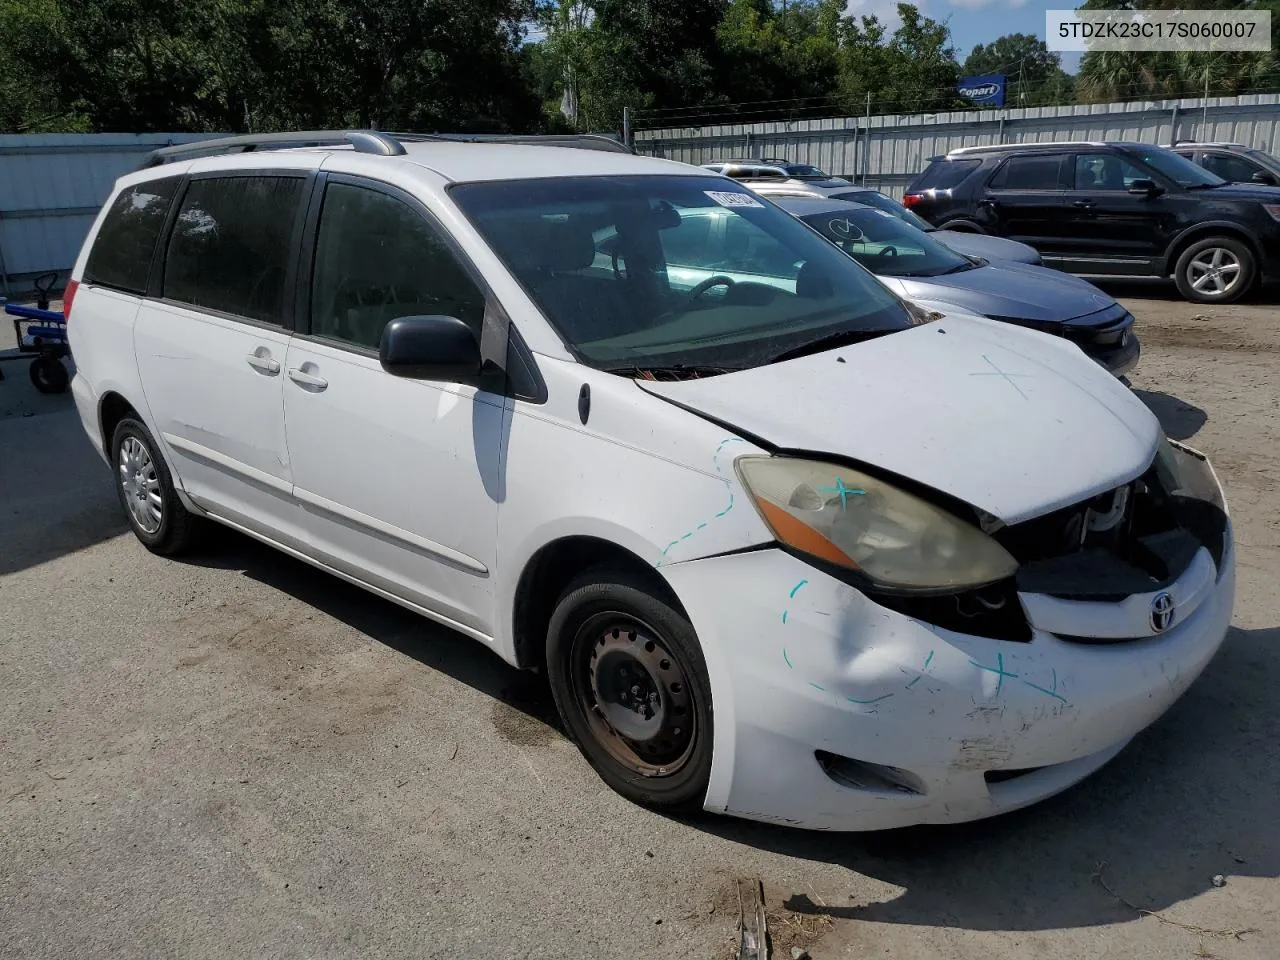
663 528 1235 832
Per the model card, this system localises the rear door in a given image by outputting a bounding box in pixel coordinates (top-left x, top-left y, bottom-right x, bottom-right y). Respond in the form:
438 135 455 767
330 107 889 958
978 153 1069 250
280 175 507 637
133 171 309 537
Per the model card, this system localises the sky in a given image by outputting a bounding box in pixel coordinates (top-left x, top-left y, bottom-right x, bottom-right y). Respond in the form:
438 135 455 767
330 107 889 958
849 0 1083 73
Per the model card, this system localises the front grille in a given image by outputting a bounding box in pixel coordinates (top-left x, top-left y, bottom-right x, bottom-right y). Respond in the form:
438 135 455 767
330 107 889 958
993 462 1227 603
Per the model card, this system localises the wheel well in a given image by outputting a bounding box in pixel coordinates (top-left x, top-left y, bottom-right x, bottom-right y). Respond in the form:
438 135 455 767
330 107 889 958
98 392 138 458
512 536 683 671
1165 226 1260 277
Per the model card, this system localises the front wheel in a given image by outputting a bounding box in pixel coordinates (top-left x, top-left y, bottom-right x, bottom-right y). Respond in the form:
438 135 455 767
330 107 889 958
1174 236 1255 304
546 567 714 812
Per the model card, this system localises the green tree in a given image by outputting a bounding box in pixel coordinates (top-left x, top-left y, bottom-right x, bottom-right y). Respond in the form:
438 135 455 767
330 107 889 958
834 4 964 114
1075 0 1280 102
962 33 1074 108
0 0 543 134
715 0 838 110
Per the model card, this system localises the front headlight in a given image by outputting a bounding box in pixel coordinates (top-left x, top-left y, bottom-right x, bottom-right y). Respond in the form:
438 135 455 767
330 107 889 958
735 456 1018 591
1154 437 1226 512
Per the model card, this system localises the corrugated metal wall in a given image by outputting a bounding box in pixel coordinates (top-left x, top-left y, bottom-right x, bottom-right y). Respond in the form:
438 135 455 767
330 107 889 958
635 92 1280 198
0 132 217 297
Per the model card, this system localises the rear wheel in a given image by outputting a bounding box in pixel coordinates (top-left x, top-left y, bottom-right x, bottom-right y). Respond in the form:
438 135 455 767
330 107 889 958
111 417 203 555
546 567 714 811
1174 236 1255 304
29 357 68 394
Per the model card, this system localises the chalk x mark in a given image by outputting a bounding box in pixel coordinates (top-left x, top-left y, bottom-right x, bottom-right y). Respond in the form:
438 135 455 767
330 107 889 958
969 652 1018 696
816 477 866 509
1022 667 1068 704
970 354 1032 400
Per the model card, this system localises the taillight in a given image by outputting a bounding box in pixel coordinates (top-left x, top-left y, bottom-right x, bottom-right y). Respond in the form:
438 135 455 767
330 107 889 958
902 193 922 208
63 279 79 321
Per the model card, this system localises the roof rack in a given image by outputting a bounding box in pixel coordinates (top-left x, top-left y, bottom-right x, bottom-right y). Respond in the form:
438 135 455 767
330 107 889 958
1171 139 1249 149
948 140 1108 156
142 129 633 167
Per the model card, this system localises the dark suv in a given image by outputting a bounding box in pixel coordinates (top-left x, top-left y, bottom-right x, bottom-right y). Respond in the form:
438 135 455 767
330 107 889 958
903 141 1280 304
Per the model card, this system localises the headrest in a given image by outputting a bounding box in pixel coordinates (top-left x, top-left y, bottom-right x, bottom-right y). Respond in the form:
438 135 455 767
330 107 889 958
795 260 833 299
539 216 596 272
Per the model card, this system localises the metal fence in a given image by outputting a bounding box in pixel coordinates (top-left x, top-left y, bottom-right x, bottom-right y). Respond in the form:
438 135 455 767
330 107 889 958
633 92 1280 198
0 132 217 297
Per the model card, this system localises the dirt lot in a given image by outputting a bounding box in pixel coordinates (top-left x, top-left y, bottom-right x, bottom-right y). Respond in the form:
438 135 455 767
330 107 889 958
1 282 1277 960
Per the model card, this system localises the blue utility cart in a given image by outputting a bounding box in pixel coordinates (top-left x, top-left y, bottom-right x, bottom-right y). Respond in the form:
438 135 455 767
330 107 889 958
0 272 70 394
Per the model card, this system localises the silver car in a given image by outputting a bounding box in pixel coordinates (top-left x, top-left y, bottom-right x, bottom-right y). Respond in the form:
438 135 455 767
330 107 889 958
772 195 1139 377
705 167 1044 266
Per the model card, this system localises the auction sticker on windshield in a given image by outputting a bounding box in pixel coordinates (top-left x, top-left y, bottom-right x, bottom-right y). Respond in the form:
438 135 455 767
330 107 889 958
705 191 765 208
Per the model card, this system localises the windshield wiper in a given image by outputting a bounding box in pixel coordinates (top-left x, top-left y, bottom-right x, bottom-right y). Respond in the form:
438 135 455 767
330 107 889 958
762 328 898 365
603 362 740 380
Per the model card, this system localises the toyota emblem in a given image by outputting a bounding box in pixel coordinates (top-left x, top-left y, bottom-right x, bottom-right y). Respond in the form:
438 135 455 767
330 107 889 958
1150 592 1176 633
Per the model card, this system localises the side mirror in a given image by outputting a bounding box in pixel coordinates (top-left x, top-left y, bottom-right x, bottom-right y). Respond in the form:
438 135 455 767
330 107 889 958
1127 178 1160 196
1251 170 1278 186
379 315 481 382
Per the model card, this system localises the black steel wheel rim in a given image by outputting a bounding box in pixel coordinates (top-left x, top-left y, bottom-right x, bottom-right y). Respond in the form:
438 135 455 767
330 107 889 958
569 611 697 778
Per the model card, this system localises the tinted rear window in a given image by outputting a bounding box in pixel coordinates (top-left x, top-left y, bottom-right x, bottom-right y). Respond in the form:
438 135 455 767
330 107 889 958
162 176 305 325
83 179 180 294
989 155 1066 190
909 159 980 192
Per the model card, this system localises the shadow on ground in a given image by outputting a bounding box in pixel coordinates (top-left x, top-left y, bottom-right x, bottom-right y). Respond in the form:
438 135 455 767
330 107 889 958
1090 276 1280 306
1135 388 1209 440
181 530 1277 936
0 405 126 576
177 525 562 729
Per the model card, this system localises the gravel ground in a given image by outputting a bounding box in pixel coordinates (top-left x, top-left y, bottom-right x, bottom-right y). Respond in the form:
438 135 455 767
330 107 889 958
1 283 1277 960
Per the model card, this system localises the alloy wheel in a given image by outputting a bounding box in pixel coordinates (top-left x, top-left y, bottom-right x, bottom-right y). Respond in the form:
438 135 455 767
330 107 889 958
1187 246 1242 296
118 435 163 534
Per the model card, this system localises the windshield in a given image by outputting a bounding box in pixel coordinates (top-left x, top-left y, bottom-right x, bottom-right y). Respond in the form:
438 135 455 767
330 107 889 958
831 189 937 231
1246 147 1280 168
1122 146 1225 188
785 164 829 178
798 206 973 278
450 175 910 371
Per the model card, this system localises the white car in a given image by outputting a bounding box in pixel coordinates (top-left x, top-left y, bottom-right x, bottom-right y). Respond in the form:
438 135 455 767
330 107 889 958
65 131 1235 832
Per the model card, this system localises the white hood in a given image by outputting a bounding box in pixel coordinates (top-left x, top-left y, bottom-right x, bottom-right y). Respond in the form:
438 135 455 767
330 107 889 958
637 315 1160 524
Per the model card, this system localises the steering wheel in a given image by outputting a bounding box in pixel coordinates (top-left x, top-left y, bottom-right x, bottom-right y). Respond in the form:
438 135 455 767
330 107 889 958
879 246 898 257
689 275 735 299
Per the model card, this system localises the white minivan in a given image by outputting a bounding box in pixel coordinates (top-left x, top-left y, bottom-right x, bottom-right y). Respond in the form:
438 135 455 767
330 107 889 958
66 131 1235 831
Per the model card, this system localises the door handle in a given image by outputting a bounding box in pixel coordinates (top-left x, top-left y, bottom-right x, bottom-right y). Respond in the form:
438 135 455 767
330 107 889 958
978 198 998 208
246 353 280 375
1072 199 1096 209
287 367 328 390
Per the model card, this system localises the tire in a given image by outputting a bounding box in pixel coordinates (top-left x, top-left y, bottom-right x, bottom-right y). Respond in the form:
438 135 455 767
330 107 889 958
29 357 69 394
937 219 983 233
546 566 714 812
111 416 203 555
1173 236 1255 304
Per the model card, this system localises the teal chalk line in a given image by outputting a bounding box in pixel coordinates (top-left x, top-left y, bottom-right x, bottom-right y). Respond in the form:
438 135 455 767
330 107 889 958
656 437 745 566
